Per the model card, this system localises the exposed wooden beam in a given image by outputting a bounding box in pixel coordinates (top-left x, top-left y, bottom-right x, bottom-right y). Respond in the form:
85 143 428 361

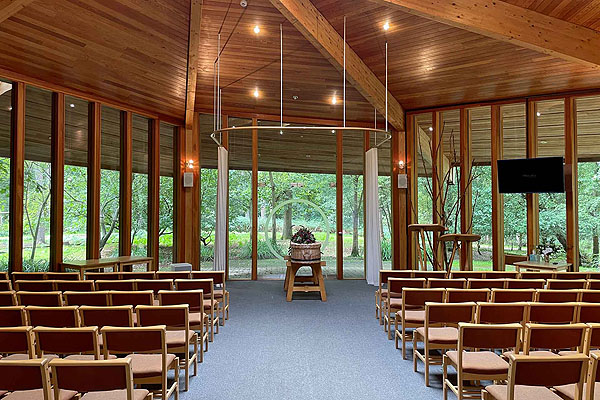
375 0 600 68
407 114 418 269
9 81 25 273
336 129 343 279
431 112 444 268
525 99 539 255
174 126 184 263
185 0 202 131
86 102 101 260
119 111 133 257
50 92 65 271
148 119 160 268
490 105 504 270
391 128 408 269
459 108 472 270
251 118 258 280
565 97 579 270
0 0 35 24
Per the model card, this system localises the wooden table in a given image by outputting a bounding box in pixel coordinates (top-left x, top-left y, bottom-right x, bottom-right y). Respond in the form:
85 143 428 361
283 257 327 302
408 224 447 271
60 256 155 279
439 233 481 272
514 260 572 273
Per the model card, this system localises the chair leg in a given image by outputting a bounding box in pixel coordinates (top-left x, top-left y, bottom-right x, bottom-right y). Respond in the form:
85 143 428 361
413 333 418 372
175 362 180 400
395 317 400 349
424 343 430 387
226 293 229 320
184 356 189 392
457 374 463 400
443 356 448 400
209 315 214 342
401 325 407 360
193 337 198 376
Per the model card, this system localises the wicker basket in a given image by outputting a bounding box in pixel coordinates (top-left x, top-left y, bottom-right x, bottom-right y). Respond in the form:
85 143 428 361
289 242 322 263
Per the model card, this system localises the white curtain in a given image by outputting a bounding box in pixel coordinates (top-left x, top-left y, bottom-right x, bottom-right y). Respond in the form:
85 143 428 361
214 146 228 272
365 148 382 286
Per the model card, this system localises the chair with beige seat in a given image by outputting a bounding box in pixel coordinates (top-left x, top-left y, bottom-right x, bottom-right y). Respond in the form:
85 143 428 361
413 302 477 386
0 306 27 327
375 270 413 323
536 289 582 303
490 289 536 303
191 271 229 325
528 302 578 324
0 326 35 360
174 279 219 341
0 358 78 400
476 302 528 325
17 291 63 306
26 306 80 328
445 288 490 303
547 279 588 290
15 280 54 292
443 323 522 400
428 278 466 289
64 291 110 306
34 326 106 360
384 277 426 339
54 280 95 292
521 323 588 357
554 351 600 400
0 290 17 306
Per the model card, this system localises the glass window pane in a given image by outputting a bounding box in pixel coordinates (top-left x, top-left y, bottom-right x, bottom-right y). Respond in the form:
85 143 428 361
159 122 175 269
343 130 364 278
0 80 10 271
100 106 120 258
373 133 392 269
200 114 217 270
132 114 149 257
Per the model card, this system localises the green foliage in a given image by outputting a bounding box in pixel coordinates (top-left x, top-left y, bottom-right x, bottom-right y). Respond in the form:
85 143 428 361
290 226 316 244
381 239 392 261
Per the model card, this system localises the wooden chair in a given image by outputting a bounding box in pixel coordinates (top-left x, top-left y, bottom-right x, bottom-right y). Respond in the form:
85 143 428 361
79 306 135 331
120 271 156 280
44 272 80 281
588 273 600 281
450 271 484 279
156 271 190 280
375 270 413 323
581 290 600 303
413 302 477 386
482 354 589 400
136 305 198 391
0 280 12 291
0 271 8 280
135 279 173 300
528 302 578 324
34 326 103 360
445 288 490 303
0 290 17 306
17 291 63 306
579 304 600 324
101 326 179 400
26 306 80 328
555 272 589 280
443 323 522 400
191 271 229 325
484 271 519 279
11 272 46 281
158 290 208 362
50 358 152 400
0 326 35 360
413 271 447 279
555 351 600 400
395 288 445 359
95 280 136 291
428 278 466 289
109 291 154 307
561 322 600 356
547 279 588 290
476 302 528 325
384 278 427 339
505 278 545 290
86 272 120 280
0 359 73 400
54 280 95 292
490 288 536 303
519 271 554 280
64 291 110 306
535 289 581 303
587 280 600 290
521 323 588 356
0 306 27 327
174 279 219 341
15 280 55 292
467 279 507 289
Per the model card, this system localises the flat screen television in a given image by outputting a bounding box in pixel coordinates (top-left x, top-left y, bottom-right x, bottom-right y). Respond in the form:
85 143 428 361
497 157 565 194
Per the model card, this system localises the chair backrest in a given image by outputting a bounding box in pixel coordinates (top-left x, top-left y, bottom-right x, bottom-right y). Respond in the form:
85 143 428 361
588 352 600 400
476 302 528 324
17 291 63 306
158 289 203 312
44 272 79 281
86 272 120 280
580 290 600 303
589 272 600 281
467 278 506 289
506 354 588 395
15 280 55 292
0 271 7 280
425 302 476 326
135 279 173 294
428 278 466 289
535 289 581 303
401 288 445 309
450 271 484 279
505 279 546 290
79 306 134 328
445 288 490 303
34 327 100 358
101 325 166 355
587 324 600 353
0 326 35 356
26 306 80 328
547 279 587 290
54 280 95 292
387 278 426 298
64 291 110 306
12 272 46 281
379 270 413 286
95 280 136 291
119 271 156 280
578 303 600 323
110 290 154 307
0 280 12 291
0 306 27 327
191 271 226 287
0 290 17 306
459 322 522 351
50 358 134 396
0 359 51 395
412 271 447 279
156 271 191 280
490 289 536 303
484 271 519 279
519 271 554 280
555 272 589 280
174 278 214 295
524 323 588 354
528 302 578 324
136 305 189 331
587 280 600 290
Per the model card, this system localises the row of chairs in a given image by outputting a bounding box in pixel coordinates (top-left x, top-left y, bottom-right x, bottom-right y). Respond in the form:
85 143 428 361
0 358 155 400
3 270 224 281
377 269 600 280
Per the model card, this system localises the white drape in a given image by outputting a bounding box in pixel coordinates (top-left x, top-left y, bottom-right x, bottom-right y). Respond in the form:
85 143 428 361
365 148 382 286
214 146 228 272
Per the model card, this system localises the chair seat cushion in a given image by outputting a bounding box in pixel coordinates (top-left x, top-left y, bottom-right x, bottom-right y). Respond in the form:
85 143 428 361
64 354 117 361
503 350 558 358
555 382 599 400
398 310 425 324
389 298 420 310
165 330 196 347
190 312 207 326
380 288 388 298
446 351 509 375
81 389 150 400
415 327 458 344
127 353 177 378
485 384 562 400
2 354 59 361
4 389 78 400
204 289 224 299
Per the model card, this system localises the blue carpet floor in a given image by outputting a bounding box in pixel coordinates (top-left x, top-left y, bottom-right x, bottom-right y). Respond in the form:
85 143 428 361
181 280 444 399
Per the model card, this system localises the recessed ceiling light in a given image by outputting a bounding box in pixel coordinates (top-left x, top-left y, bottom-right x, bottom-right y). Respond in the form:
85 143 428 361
8 106 12 111
279 130 283 135
306 154 311 158
69 103 75 108
540 140 548 144
292 95 298 100
254 25 260 34
536 111 541 117
331 130 336 133
253 89 259 98
331 96 337 105
383 22 390 31
428 127 433 132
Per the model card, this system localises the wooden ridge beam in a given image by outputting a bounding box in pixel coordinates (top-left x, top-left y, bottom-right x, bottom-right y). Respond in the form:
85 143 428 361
0 0 35 24
185 0 202 131
375 0 600 68
9 81 25 273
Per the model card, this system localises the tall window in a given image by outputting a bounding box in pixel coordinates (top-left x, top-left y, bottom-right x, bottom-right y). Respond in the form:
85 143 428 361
63 96 88 261
23 86 52 271
100 106 120 258
159 122 175 269
415 113 433 225
374 132 392 268
0 80 10 271
441 110 461 269
343 130 365 278
199 114 217 270
131 114 149 256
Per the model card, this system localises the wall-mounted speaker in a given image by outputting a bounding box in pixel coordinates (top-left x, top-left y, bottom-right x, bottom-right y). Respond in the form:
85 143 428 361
183 172 194 188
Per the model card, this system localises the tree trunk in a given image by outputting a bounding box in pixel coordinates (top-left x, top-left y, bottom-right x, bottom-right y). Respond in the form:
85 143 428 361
30 191 51 262
282 203 292 240
351 176 360 257
593 232 599 257
269 172 277 244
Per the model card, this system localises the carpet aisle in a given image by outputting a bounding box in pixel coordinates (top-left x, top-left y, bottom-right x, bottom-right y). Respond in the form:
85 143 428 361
182 280 443 400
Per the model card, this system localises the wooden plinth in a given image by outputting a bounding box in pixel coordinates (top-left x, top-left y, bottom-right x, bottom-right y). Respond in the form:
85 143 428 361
283 257 327 302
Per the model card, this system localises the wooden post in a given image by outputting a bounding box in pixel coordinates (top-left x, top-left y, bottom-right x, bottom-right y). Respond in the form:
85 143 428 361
9 82 25 273
251 118 258 280
364 131 369 274
119 111 132 257
174 126 185 263
187 114 200 269
406 114 418 269
221 115 229 278
565 96 579 271
491 105 505 270
459 108 473 270
336 129 343 279
50 92 65 271
86 102 101 260
525 99 539 255
148 119 160 269
431 112 444 268
392 128 408 269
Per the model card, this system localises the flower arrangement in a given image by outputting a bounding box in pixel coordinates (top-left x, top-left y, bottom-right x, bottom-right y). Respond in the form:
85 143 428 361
536 241 560 263
290 226 316 245
289 227 321 262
